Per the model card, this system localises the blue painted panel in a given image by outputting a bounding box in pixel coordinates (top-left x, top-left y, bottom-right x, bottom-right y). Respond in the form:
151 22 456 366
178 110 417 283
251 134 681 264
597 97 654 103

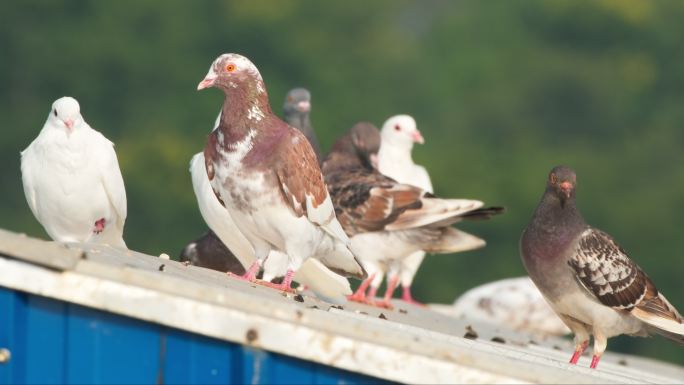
0 288 27 385
162 327 233 384
65 304 161 384
23 295 67 384
0 286 391 385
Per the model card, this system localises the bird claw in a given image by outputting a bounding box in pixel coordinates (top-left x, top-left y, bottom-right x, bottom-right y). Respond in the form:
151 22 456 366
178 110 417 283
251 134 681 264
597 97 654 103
258 279 296 293
373 299 394 310
347 292 374 305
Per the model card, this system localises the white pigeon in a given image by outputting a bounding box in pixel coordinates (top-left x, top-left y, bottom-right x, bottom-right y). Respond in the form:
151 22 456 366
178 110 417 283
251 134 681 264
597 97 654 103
21 97 127 248
377 115 435 305
429 277 570 338
189 116 352 303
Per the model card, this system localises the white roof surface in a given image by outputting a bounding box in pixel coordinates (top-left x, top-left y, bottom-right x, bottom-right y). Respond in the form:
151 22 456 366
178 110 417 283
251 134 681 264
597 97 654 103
0 228 682 384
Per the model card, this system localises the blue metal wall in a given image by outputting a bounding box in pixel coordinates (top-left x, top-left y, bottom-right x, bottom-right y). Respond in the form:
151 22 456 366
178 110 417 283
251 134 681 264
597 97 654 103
0 286 390 384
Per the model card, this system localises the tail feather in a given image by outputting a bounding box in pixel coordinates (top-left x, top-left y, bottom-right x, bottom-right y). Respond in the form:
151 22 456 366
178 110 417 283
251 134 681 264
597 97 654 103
631 292 684 344
423 228 486 254
295 259 352 305
385 198 483 231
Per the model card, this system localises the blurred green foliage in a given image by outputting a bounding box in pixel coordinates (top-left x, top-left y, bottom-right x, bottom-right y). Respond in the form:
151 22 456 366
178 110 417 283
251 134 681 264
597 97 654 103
1 0 683 364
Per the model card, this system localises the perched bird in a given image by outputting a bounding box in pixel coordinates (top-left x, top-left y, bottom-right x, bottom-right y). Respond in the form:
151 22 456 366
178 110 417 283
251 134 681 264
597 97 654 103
180 230 246 274
323 122 503 307
283 88 322 162
188 148 352 304
520 166 684 369
21 97 127 248
196 53 366 292
183 88 322 272
377 114 432 305
430 277 570 338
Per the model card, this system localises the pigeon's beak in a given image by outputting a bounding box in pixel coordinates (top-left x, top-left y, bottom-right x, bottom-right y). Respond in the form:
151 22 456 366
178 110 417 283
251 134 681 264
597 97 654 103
297 100 311 112
63 119 74 130
197 76 217 91
560 181 573 199
412 130 425 144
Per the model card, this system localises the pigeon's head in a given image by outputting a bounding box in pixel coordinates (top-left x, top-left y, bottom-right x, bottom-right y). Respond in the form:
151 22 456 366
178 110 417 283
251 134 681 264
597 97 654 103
197 53 265 95
547 166 577 202
49 96 83 132
380 114 424 150
350 122 381 169
283 88 311 114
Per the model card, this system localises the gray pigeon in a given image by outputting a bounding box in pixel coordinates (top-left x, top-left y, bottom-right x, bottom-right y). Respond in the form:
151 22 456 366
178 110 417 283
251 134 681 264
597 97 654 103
179 230 246 274
520 165 684 369
283 88 321 162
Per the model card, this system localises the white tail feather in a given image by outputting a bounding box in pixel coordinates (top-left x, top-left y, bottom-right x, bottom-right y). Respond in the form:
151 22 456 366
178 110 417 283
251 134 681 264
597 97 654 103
386 198 483 231
294 258 351 305
632 307 684 336
425 228 486 254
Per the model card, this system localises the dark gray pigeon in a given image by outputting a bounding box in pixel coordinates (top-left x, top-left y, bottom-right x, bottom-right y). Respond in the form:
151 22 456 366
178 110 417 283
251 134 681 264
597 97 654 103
283 88 321 162
179 230 246 274
520 165 684 369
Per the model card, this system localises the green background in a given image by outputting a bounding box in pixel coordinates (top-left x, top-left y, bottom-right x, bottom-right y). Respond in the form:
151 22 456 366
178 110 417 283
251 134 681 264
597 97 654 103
1 0 683 364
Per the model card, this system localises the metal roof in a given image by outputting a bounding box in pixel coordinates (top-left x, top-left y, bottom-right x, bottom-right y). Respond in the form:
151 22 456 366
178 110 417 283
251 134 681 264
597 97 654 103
0 228 682 384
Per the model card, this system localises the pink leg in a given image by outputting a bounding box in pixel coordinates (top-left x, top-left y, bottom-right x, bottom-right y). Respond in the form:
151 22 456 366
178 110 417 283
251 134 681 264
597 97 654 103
589 354 601 369
569 340 589 365
93 218 106 234
348 272 376 304
262 269 296 293
376 275 399 309
228 260 260 281
367 286 378 299
400 285 425 306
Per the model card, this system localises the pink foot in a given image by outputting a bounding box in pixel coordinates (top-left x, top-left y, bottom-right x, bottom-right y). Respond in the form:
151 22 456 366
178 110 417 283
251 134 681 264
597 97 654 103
373 275 399 309
260 269 295 293
227 261 260 282
93 218 106 234
347 273 376 304
400 286 425 306
569 340 589 365
589 354 601 369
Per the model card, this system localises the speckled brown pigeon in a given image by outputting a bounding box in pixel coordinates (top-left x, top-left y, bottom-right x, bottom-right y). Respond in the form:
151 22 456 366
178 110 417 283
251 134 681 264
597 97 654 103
197 53 366 292
520 165 684 369
323 122 503 308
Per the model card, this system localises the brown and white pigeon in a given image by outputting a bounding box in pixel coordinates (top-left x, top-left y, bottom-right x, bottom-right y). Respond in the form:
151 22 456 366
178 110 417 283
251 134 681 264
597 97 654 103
323 122 503 307
520 165 684 369
283 88 321 163
196 53 366 292
21 96 127 248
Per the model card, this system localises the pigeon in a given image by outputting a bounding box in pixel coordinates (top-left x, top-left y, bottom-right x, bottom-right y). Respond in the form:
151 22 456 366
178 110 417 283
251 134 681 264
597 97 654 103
520 165 684 369
377 114 432 305
429 277 570 338
189 147 352 303
180 230 246 274
322 122 503 307
183 87 321 272
21 96 127 248
283 88 322 163
196 53 366 293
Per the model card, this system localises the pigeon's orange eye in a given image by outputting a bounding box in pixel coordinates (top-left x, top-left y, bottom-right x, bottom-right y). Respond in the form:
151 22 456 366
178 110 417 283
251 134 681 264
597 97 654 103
225 63 236 72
